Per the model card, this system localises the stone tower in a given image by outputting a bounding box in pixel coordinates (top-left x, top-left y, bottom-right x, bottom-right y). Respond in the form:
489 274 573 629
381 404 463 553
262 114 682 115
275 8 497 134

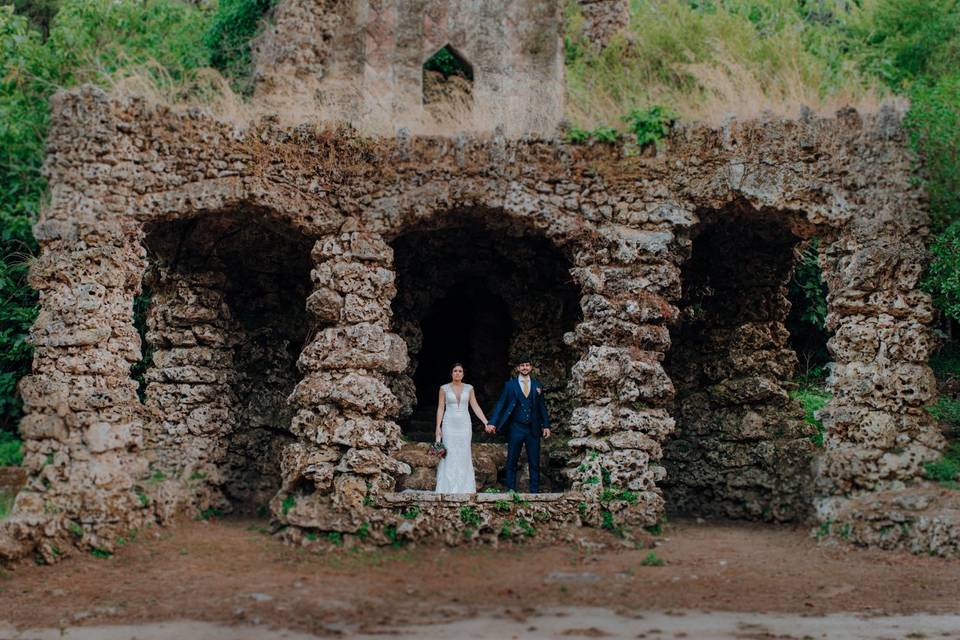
253 0 566 137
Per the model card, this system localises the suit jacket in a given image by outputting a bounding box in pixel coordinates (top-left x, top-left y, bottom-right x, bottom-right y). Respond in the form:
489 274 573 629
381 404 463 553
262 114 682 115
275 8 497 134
488 377 550 435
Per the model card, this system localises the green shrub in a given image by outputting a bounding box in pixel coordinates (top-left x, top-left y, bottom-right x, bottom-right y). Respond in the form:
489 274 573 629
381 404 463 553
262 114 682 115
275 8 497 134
0 430 23 466
459 506 482 527
423 45 472 80
280 494 295 516
790 385 832 447
850 0 960 90
0 0 215 456
640 551 665 567
922 221 960 320
204 0 276 93
516 517 535 537
623 105 674 146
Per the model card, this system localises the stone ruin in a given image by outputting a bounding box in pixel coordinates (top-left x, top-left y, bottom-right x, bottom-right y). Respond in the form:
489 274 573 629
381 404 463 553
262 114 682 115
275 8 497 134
1 0 957 561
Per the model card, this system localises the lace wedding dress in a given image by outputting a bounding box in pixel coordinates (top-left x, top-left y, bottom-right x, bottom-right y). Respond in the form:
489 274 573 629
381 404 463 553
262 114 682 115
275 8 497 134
435 383 477 493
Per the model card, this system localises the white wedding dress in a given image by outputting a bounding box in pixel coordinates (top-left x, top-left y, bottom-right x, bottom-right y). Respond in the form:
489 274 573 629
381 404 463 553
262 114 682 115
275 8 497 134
434 383 477 494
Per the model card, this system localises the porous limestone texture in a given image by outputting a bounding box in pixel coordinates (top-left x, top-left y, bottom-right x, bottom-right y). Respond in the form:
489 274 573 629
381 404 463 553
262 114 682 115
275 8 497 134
816 485 960 557
0 82 945 560
253 0 565 137
280 491 589 548
577 0 630 48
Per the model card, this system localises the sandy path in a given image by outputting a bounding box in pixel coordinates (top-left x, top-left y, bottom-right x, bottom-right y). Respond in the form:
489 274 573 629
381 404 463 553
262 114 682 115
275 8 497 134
5 609 960 639
1 517 958 637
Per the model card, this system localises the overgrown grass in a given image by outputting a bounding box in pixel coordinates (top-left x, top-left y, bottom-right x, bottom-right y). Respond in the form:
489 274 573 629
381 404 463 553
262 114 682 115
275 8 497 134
0 430 23 466
564 0 881 129
790 384 831 447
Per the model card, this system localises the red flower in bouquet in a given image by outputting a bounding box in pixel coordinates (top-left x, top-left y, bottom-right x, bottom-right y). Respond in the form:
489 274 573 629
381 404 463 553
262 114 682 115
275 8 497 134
429 441 447 459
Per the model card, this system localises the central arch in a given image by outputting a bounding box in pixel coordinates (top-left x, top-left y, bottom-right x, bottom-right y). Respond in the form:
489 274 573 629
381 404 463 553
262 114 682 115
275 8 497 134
387 214 582 492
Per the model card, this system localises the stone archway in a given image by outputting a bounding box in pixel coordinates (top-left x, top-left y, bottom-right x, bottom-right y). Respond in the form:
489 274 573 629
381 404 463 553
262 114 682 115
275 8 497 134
387 219 582 492
140 210 314 517
662 204 819 522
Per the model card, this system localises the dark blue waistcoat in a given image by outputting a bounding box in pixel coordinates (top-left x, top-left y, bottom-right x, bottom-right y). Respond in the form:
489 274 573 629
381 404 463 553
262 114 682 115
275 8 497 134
513 389 535 426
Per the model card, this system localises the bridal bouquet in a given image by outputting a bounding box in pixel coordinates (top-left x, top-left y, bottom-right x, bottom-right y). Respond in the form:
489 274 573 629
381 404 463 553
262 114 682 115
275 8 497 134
429 441 448 459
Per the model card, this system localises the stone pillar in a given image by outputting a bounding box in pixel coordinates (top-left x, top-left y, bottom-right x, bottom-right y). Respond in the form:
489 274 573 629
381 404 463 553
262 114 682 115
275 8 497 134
4 218 150 561
564 250 677 528
816 234 944 500
142 269 239 518
277 219 410 533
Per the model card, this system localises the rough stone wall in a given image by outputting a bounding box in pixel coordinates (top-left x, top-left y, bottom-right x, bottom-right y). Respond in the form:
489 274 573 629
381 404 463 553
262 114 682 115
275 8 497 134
142 268 240 518
1 86 945 559
662 209 817 521
0 90 153 562
577 0 629 48
254 0 565 136
562 244 680 527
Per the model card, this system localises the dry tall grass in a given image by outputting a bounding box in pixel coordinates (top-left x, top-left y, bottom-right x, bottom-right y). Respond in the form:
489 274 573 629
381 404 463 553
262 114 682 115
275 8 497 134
105 0 890 133
565 0 887 128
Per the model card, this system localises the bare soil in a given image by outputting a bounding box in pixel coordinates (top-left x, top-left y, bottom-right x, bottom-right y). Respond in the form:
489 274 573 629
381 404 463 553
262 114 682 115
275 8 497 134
1 518 958 637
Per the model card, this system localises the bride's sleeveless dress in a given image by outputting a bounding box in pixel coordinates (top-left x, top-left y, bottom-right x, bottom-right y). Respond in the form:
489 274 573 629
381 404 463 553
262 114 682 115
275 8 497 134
435 383 477 493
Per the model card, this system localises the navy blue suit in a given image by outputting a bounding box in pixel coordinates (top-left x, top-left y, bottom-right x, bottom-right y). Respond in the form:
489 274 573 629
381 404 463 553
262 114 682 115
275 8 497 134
488 378 551 493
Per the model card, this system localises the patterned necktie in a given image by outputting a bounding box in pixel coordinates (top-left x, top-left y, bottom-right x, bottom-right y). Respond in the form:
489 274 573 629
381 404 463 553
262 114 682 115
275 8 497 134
522 378 529 397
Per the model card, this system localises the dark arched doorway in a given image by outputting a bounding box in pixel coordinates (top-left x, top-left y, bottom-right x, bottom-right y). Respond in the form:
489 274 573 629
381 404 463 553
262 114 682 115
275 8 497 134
413 283 512 417
140 211 313 515
662 203 822 521
389 219 581 490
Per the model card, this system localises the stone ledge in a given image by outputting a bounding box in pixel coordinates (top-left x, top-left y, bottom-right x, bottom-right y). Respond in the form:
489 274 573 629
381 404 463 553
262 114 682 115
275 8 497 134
382 490 584 505
816 484 960 557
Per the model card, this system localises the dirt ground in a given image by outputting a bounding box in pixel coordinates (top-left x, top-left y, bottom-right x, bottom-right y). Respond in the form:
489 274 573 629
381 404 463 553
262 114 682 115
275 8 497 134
2 517 959 638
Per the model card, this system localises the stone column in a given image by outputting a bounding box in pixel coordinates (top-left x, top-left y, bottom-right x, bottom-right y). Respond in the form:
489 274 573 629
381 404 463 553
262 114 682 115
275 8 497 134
564 247 677 528
277 219 410 534
816 234 944 500
141 269 239 519
4 218 150 561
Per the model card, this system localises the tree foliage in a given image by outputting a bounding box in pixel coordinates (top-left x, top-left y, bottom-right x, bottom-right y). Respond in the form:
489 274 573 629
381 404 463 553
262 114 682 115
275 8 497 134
0 0 214 442
204 0 277 93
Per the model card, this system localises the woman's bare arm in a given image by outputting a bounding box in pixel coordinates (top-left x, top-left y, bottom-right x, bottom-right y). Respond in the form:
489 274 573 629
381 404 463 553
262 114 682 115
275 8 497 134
435 387 445 441
469 387 489 426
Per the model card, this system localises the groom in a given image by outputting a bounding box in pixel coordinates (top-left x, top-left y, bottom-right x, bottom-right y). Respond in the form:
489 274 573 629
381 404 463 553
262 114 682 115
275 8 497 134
485 357 551 493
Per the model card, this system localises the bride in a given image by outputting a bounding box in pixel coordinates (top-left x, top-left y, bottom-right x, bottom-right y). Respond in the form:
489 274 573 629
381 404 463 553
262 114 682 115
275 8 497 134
435 363 489 494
